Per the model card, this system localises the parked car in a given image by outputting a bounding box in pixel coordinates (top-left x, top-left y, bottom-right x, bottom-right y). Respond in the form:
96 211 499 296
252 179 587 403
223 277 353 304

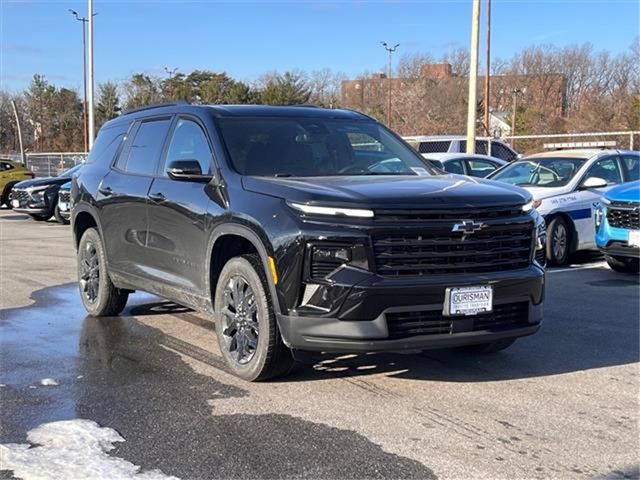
56 181 72 224
72 104 546 381
420 153 507 178
0 159 35 209
488 149 640 265
11 163 82 221
403 135 519 162
593 180 640 273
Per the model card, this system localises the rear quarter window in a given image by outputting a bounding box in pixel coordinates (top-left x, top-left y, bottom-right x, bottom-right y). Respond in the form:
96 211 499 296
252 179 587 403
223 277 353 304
86 124 129 165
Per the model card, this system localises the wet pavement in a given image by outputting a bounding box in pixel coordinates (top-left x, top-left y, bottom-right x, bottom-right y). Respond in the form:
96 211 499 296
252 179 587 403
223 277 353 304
1 209 639 479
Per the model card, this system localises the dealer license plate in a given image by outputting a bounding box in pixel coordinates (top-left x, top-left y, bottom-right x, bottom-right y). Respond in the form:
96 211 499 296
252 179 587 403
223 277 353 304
629 230 640 248
444 286 493 316
11 199 19 208
59 202 70 212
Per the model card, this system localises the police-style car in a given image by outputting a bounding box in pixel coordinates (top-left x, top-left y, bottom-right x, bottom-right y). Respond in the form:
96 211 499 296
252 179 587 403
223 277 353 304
488 149 639 265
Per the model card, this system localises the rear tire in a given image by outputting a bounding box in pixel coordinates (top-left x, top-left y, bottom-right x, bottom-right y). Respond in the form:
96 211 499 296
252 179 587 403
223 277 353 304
605 255 640 274
459 338 516 354
546 216 571 266
214 254 293 381
77 227 129 316
54 204 69 224
2 184 16 209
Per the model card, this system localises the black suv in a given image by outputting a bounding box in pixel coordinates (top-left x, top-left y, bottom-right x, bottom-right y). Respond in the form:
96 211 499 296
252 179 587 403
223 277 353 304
72 105 545 381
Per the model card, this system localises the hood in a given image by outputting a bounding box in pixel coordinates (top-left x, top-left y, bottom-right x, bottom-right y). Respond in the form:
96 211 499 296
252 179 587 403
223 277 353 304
59 181 72 191
604 180 640 202
14 176 70 190
242 174 531 209
519 186 567 201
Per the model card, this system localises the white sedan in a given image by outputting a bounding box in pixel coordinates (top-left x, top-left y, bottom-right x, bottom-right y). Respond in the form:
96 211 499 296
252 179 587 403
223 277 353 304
488 149 640 265
420 153 507 178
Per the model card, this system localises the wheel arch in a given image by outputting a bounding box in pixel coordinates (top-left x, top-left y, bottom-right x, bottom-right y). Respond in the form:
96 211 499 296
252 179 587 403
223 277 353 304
72 205 103 250
206 224 283 315
1 180 19 200
545 211 579 253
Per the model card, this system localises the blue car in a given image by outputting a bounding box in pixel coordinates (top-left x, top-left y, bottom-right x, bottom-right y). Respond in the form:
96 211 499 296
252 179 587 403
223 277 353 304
594 180 640 273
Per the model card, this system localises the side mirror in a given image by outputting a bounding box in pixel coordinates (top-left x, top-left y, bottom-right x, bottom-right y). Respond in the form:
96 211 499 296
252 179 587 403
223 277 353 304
580 176 608 190
167 160 213 182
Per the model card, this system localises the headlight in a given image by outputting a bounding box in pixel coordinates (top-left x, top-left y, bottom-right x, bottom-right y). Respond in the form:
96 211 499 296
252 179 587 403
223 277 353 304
593 202 605 230
522 199 542 212
289 202 374 218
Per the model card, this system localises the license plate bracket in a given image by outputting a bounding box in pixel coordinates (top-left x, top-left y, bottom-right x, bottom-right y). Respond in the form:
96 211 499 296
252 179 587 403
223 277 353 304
444 285 493 317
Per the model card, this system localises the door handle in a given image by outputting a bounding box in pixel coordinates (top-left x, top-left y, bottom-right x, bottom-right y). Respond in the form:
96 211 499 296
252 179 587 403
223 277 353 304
98 186 113 196
148 192 166 202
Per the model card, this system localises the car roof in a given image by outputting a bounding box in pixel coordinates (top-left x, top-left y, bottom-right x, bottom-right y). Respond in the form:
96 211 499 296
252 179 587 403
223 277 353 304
421 152 506 163
112 103 371 124
523 149 618 160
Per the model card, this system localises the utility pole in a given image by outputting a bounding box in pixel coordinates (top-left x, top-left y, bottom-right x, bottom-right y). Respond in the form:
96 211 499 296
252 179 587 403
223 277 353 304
511 88 521 150
11 100 26 165
87 0 95 149
380 41 400 128
483 0 492 141
164 66 178 99
465 0 481 154
69 9 88 152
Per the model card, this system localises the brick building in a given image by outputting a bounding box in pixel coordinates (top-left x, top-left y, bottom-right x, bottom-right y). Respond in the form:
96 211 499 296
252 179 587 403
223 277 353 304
341 63 567 133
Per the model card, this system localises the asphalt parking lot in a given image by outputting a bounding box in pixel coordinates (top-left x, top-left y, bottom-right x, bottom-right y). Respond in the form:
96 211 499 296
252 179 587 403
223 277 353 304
0 208 638 480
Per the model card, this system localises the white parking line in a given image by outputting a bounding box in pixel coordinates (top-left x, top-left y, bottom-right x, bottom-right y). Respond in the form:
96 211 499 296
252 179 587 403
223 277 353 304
547 263 607 274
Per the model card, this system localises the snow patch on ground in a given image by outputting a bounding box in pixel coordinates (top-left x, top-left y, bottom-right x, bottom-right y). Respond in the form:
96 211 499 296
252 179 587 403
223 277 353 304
0 419 179 480
39 378 59 386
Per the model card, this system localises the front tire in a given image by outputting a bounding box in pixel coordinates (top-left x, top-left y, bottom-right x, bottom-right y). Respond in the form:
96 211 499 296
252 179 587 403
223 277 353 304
54 205 69 224
77 227 129 316
214 254 293 381
546 216 571 266
605 255 640 274
2 185 16 209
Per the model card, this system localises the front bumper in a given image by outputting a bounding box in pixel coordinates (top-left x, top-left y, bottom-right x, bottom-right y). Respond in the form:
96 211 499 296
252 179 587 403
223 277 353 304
278 266 544 352
595 208 639 259
14 206 51 215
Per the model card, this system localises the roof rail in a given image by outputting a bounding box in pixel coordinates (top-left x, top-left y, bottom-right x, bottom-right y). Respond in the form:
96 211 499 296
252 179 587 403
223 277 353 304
122 101 190 116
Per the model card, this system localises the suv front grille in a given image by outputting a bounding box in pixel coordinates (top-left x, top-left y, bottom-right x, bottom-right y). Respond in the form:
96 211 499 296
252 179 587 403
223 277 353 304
607 202 640 230
59 190 71 203
374 207 523 223
13 189 30 207
386 302 529 339
373 222 534 276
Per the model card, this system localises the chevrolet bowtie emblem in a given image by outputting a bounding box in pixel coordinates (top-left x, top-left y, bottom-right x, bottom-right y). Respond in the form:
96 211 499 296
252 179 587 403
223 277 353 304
452 220 487 235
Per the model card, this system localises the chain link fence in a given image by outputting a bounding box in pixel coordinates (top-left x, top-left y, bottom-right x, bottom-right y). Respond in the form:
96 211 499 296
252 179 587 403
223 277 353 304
0 153 88 177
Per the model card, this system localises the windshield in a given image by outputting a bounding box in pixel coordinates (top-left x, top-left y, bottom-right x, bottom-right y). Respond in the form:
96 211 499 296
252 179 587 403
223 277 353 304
217 117 434 177
491 157 585 187
60 163 83 178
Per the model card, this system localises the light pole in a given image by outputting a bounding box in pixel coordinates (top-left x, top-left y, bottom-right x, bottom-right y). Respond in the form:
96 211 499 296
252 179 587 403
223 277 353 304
465 0 481 154
483 0 492 142
380 41 399 128
511 88 522 150
87 0 95 149
164 66 178 99
68 9 88 152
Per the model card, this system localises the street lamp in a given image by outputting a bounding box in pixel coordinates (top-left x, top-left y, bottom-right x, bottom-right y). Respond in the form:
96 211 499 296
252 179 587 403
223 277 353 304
164 66 178 99
69 8 88 152
380 41 399 128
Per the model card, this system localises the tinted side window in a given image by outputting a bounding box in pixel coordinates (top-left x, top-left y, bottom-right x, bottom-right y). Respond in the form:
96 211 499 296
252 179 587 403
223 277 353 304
467 158 498 177
87 125 127 165
585 157 623 185
0 162 13 171
418 141 451 154
165 119 213 175
121 118 172 175
443 159 465 175
622 154 640 181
